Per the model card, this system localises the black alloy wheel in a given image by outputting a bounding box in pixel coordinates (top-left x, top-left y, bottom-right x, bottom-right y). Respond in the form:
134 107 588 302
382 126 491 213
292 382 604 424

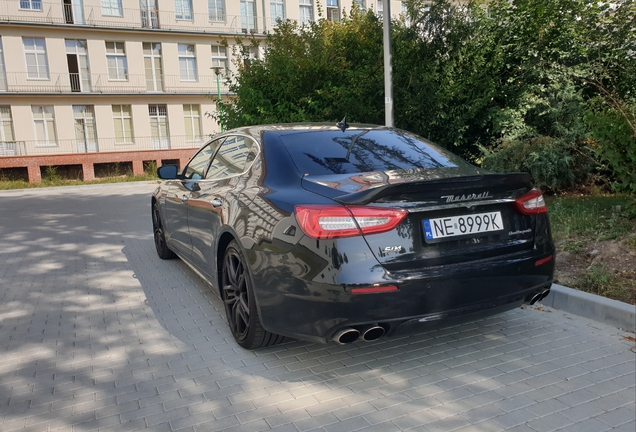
152 202 176 260
221 241 286 349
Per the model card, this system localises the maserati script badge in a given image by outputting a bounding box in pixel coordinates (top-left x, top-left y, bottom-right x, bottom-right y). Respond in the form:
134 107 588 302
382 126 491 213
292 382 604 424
440 191 491 203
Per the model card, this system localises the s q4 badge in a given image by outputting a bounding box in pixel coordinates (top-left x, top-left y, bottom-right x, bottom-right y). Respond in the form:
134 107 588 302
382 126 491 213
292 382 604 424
383 246 403 253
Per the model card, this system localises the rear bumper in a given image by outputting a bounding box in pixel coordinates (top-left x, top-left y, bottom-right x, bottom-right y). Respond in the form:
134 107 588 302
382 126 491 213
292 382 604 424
253 247 555 344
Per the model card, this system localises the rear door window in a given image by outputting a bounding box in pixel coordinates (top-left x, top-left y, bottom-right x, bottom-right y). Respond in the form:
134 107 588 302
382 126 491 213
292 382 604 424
206 135 255 179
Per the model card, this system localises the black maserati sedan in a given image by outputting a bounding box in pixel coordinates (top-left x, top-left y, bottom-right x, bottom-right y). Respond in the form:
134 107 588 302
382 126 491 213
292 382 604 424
152 123 555 349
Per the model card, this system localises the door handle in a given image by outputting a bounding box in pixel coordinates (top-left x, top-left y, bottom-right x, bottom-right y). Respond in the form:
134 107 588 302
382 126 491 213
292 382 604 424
181 194 189 202
211 199 223 208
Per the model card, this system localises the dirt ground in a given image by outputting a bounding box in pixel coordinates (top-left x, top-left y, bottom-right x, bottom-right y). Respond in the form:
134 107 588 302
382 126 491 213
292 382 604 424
555 233 636 305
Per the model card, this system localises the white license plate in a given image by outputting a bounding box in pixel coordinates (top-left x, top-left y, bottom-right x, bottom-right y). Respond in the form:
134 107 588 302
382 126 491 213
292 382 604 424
423 211 503 241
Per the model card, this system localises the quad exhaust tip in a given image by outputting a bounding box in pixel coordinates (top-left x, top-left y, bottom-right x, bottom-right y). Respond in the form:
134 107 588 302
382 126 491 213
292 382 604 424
362 325 386 342
333 324 387 345
332 328 360 345
529 289 551 305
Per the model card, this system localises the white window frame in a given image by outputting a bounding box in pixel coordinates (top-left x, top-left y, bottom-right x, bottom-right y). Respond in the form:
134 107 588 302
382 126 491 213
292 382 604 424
178 44 197 82
0 106 14 142
106 42 128 81
112 105 134 144
354 0 366 11
20 0 42 11
240 0 256 31
23 37 49 80
101 0 123 16
175 0 193 20
183 104 201 142
299 0 313 24
0 38 6 92
271 0 285 25
208 0 226 22
32 105 57 147
211 45 228 69
149 104 170 149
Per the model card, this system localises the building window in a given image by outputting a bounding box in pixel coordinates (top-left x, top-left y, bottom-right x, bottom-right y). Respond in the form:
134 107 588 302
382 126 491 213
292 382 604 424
20 0 42 11
0 38 6 92
140 0 159 28
178 44 197 81
0 106 14 142
209 0 225 22
106 42 128 80
354 0 366 11
112 105 134 144
143 42 163 92
183 105 201 142
299 0 313 24
240 0 256 31
73 105 98 152
149 104 170 149
211 45 227 69
32 106 57 146
175 0 193 20
101 0 123 16
377 0 383 12
23 38 49 80
66 39 91 92
327 0 340 22
271 0 285 25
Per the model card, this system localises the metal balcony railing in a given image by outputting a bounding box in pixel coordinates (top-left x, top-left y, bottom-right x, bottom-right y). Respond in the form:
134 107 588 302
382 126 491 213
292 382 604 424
0 1 304 34
0 72 231 94
0 141 27 156
3 135 209 157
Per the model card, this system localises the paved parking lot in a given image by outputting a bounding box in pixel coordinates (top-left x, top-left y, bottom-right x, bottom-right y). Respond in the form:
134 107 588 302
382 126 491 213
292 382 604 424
0 182 634 432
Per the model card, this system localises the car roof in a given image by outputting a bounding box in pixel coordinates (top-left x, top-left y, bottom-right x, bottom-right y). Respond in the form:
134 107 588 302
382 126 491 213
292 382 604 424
221 123 388 141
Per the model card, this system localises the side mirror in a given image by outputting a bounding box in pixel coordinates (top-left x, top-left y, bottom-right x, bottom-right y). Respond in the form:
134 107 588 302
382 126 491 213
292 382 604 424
157 165 178 180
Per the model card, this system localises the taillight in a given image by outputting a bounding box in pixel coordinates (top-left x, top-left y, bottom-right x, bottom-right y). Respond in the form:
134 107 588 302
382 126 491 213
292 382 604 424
295 205 407 239
515 189 547 215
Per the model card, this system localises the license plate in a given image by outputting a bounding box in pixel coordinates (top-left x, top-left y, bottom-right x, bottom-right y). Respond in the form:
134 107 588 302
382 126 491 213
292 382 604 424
423 211 503 241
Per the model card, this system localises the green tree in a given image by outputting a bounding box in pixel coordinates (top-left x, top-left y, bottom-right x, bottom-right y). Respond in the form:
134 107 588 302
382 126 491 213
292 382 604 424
214 9 385 130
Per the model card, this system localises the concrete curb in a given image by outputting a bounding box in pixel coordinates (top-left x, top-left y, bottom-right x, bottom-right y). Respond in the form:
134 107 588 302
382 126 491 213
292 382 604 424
541 283 636 332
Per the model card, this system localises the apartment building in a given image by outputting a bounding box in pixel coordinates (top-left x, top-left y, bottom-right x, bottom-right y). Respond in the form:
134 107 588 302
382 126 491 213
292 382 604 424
0 1 407 183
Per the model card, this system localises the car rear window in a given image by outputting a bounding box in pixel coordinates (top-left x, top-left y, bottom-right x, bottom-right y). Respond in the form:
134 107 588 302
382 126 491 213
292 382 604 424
276 129 464 176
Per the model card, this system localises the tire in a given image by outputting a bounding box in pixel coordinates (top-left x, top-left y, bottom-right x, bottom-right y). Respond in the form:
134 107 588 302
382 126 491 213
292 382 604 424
221 241 285 349
152 202 177 260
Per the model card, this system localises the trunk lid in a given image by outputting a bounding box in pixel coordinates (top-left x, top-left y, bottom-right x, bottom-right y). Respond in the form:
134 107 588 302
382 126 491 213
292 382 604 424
302 169 535 269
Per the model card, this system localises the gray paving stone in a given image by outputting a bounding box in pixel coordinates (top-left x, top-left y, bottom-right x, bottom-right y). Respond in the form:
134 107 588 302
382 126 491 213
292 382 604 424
526 412 573 431
597 407 636 428
0 183 634 432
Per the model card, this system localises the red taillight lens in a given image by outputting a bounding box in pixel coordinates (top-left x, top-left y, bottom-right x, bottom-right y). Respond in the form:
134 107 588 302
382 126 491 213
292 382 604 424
295 205 407 239
515 189 548 215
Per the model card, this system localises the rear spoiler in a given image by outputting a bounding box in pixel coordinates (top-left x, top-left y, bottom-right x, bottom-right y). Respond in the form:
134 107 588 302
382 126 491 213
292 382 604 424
332 173 533 206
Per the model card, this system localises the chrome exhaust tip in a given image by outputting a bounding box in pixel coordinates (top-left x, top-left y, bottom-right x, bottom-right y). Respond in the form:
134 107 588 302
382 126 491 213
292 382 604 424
529 292 543 305
332 328 360 345
361 325 386 342
529 289 551 305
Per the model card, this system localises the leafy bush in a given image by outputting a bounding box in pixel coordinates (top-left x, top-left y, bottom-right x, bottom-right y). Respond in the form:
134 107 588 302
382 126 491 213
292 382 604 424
584 98 636 194
481 136 594 191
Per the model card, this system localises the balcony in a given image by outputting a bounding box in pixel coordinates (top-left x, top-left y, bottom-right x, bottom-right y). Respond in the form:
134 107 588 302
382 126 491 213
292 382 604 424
0 141 27 156
0 135 208 157
0 1 298 34
0 72 231 95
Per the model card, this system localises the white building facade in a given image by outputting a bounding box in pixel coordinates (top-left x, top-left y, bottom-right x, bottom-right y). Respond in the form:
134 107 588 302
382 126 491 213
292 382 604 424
0 0 407 182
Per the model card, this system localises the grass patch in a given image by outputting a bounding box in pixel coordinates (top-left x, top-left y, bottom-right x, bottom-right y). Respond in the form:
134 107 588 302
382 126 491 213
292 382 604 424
546 194 635 243
547 194 636 305
0 172 158 190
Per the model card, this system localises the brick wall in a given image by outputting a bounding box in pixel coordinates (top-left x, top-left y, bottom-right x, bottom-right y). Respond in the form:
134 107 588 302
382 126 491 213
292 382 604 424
0 149 198 183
